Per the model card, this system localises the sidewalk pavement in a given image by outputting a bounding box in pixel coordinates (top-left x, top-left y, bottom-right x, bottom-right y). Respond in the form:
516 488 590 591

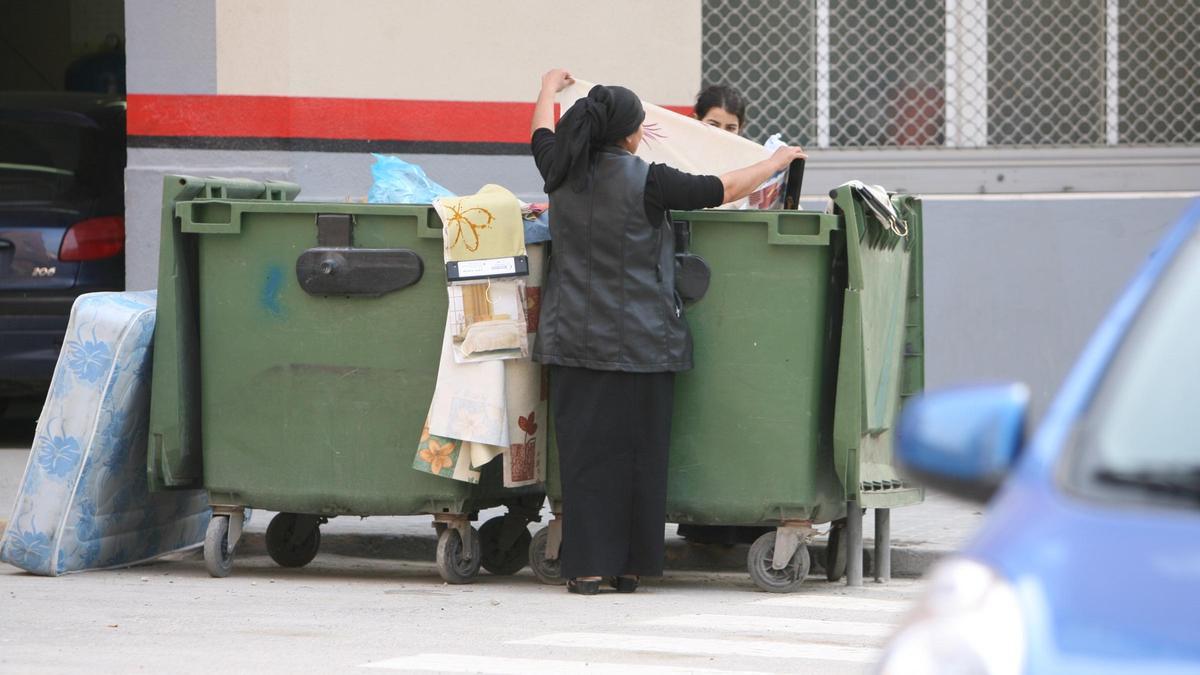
2 445 985 577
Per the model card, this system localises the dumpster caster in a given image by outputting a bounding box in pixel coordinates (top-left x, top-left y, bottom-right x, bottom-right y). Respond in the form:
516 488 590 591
478 516 532 576
825 521 848 582
266 513 323 568
204 515 235 578
436 525 482 584
748 531 811 593
528 526 564 585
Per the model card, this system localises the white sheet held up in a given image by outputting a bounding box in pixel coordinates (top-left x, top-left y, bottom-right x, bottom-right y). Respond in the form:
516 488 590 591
559 78 784 209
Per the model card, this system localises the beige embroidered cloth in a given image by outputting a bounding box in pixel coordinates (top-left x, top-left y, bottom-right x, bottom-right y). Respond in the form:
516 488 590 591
436 184 526 262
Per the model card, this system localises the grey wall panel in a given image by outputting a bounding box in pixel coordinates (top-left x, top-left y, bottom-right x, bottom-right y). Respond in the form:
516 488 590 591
921 195 1196 420
800 147 1200 195
125 0 216 94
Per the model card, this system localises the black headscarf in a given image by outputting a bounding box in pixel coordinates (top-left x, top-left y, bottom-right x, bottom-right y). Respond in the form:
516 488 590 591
543 84 645 193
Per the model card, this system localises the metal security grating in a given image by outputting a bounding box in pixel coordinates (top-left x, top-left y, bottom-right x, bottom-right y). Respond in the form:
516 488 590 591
700 0 1200 148
1118 0 1200 145
829 0 946 147
987 1 1107 146
700 0 817 146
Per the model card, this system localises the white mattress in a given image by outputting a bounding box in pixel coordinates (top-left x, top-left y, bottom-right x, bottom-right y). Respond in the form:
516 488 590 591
0 291 211 575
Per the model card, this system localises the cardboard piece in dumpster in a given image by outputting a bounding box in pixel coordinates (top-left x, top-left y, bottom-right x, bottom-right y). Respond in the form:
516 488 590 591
0 292 211 575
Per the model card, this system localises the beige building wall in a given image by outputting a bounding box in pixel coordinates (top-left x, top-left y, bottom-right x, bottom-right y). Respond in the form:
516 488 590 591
215 0 703 105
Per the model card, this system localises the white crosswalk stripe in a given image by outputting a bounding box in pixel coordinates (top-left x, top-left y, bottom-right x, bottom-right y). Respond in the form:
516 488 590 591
360 654 775 674
641 613 898 637
510 632 881 664
360 589 917 673
754 594 911 613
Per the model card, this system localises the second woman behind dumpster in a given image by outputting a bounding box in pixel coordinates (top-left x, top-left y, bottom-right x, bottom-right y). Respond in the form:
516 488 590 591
530 69 806 595
693 84 747 135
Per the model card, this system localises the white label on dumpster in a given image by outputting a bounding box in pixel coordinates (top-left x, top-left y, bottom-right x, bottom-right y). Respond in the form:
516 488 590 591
456 257 518 278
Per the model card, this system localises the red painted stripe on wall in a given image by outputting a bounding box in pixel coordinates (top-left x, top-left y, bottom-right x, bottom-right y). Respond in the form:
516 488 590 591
127 94 695 142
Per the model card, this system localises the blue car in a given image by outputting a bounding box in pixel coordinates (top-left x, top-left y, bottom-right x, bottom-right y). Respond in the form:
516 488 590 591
881 200 1200 674
0 94 126 411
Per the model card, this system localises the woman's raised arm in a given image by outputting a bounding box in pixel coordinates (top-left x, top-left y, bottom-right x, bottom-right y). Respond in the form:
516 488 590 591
532 69 575 135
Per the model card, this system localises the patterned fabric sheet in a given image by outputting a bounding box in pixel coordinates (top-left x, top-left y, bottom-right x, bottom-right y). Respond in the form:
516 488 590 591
560 78 781 209
412 184 548 488
0 291 212 576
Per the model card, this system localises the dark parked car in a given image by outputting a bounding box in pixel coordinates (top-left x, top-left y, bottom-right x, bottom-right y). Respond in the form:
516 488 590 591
0 93 126 411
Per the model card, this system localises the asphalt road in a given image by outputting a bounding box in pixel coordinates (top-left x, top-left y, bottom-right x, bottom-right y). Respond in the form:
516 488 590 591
1 402 932 674
0 552 922 674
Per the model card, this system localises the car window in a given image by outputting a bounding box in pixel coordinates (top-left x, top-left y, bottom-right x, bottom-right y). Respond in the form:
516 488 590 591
0 119 87 174
0 112 102 200
1070 231 1200 508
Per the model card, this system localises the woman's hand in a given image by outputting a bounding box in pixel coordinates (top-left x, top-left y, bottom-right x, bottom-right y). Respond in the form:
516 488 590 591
720 145 808 204
541 69 575 94
533 70 573 134
770 145 807 171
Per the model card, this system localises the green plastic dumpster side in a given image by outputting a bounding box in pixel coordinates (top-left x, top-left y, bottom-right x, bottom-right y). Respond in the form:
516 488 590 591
830 186 925 509
667 209 848 525
545 210 848 525
148 175 543 517
148 175 300 491
186 198 477 514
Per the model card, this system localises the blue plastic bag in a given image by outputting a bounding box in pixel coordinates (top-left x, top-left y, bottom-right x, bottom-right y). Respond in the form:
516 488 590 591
368 154 454 204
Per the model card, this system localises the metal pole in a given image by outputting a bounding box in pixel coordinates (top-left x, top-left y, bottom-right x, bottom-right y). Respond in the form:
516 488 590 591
846 500 863 587
815 0 831 148
874 508 891 583
1105 0 1120 145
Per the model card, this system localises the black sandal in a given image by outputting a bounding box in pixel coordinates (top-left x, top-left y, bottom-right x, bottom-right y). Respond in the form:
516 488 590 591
567 578 601 595
610 576 639 593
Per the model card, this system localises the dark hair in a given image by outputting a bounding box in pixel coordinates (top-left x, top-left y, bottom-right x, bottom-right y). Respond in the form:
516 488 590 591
694 85 747 126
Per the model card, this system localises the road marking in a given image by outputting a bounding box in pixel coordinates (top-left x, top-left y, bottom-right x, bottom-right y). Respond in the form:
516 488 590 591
642 613 896 637
359 653 774 674
753 595 910 613
510 632 880 664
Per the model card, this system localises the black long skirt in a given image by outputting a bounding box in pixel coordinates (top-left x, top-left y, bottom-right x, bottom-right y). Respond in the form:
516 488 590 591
550 365 675 579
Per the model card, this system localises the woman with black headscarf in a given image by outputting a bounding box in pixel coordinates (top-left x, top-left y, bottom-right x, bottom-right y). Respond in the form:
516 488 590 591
530 69 805 595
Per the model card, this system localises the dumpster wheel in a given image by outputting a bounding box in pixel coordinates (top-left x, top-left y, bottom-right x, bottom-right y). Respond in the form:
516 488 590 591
204 515 235 578
478 516 532 576
436 525 482 584
825 521 848 582
528 527 565 585
266 513 323 568
747 531 811 593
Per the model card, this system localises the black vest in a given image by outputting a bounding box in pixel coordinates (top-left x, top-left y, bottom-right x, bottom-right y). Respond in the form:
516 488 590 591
534 148 692 372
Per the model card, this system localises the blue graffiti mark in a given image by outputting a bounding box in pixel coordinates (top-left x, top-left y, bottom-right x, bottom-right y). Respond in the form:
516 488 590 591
261 266 285 317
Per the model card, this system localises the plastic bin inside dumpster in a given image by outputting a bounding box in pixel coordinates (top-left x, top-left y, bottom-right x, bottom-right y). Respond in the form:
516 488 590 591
528 183 926 592
148 175 543 582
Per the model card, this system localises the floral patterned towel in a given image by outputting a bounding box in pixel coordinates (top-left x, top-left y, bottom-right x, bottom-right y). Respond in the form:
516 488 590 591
0 292 212 575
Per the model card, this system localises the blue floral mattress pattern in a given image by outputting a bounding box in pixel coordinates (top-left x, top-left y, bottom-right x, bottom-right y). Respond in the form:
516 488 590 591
0 291 211 575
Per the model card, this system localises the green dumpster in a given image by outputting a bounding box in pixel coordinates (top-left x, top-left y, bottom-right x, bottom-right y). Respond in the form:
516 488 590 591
528 185 925 592
148 175 542 582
